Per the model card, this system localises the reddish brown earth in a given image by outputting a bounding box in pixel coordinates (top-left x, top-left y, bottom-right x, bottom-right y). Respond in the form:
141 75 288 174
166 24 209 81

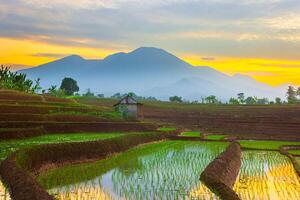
0 133 167 200
74 98 300 140
139 103 300 140
200 142 241 200
0 90 156 140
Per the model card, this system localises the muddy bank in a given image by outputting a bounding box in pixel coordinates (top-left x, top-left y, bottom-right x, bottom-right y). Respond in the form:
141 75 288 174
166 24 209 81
280 146 300 177
0 127 46 141
0 133 167 200
0 122 157 141
200 142 241 200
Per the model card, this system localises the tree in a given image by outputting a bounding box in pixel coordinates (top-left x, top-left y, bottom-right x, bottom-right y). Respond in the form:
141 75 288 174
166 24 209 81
82 88 94 97
237 93 245 104
60 77 79 96
169 96 183 103
0 66 41 93
257 98 269 104
47 85 65 97
275 97 282 104
205 95 218 104
229 97 239 104
286 86 297 104
297 87 300 97
245 96 257 105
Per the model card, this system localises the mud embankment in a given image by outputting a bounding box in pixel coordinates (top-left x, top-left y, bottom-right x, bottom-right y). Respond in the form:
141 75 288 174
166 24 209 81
0 133 167 200
200 142 241 200
280 146 300 177
0 122 157 141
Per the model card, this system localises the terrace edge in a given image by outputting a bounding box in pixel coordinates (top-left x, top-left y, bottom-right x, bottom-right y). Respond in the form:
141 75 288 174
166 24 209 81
0 132 169 200
200 142 241 200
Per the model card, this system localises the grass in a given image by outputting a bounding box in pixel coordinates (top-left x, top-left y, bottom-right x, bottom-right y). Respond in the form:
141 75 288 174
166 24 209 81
206 134 226 140
180 131 201 137
288 149 300 156
239 140 300 150
157 127 177 132
0 132 124 160
38 140 228 199
49 110 123 120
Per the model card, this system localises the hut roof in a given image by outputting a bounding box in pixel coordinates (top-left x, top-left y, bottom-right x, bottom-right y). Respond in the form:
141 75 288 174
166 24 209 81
113 95 142 106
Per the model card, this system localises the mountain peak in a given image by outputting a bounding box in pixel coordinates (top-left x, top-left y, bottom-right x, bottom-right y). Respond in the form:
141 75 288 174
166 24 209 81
61 55 84 61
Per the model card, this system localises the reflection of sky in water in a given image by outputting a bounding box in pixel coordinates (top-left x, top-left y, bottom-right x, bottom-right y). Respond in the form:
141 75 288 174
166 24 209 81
48 141 225 200
0 180 10 200
234 151 300 200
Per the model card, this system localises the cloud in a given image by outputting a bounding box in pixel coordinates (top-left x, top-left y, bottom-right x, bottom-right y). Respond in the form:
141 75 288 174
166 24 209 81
1 0 300 60
30 53 69 58
201 57 216 61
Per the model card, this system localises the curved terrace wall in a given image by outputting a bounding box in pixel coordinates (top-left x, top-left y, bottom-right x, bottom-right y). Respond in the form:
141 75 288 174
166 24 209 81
200 142 241 200
0 132 167 200
0 122 157 141
280 145 300 177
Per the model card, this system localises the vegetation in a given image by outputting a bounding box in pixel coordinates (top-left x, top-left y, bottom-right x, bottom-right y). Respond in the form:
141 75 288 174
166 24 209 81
0 66 41 93
82 88 94 97
157 127 177 132
0 133 124 160
38 141 228 199
60 77 79 96
234 151 300 199
0 133 122 159
180 131 201 137
286 85 300 104
206 135 226 140
47 85 65 97
288 149 300 156
239 140 300 150
169 95 183 103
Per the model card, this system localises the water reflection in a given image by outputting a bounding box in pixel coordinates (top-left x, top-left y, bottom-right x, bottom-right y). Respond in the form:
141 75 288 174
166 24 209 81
45 141 227 200
234 151 300 200
0 180 10 200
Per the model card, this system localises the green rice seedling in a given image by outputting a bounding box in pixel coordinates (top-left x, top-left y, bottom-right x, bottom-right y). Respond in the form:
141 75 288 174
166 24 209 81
239 140 300 150
234 151 300 200
180 131 200 137
0 133 124 160
39 141 228 200
157 127 177 132
205 135 226 140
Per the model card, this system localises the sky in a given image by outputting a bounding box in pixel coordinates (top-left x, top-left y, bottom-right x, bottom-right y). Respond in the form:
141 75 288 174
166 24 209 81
1 0 300 86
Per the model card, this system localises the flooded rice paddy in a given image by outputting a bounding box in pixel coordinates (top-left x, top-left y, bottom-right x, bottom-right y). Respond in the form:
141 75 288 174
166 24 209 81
234 151 300 200
39 141 228 200
1 141 300 200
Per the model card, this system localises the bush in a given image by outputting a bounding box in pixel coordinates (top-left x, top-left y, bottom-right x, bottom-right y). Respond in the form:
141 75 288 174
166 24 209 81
0 66 41 93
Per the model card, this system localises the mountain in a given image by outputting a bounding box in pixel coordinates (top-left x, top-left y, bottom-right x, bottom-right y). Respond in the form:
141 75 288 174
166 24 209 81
19 47 285 101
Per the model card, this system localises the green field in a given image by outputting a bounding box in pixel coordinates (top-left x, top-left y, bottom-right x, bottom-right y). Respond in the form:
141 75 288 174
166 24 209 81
38 140 228 199
157 127 177 132
180 131 201 137
288 150 300 156
0 133 124 160
239 140 300 150
205 134 227 140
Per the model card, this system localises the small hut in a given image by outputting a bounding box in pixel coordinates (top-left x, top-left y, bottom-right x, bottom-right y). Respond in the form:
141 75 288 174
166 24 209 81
113 95 142 119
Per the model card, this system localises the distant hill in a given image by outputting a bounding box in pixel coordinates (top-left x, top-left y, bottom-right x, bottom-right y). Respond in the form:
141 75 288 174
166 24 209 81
19 47 286 101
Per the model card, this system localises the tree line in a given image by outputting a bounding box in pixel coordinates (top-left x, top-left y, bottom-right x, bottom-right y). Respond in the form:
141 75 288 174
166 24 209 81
1 66 299 104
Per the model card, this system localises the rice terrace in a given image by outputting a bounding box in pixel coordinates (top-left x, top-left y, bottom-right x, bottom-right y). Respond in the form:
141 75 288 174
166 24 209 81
0 88 299 200
1 1 300 199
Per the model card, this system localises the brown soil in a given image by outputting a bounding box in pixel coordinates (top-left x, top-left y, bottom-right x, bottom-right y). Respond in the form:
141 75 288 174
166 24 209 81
140 104 300 140
200 142 241 200
0 133 167 200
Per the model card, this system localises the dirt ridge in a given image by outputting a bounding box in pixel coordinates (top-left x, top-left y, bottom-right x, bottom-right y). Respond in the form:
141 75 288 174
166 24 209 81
0 133 167 200
200 142 241 200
